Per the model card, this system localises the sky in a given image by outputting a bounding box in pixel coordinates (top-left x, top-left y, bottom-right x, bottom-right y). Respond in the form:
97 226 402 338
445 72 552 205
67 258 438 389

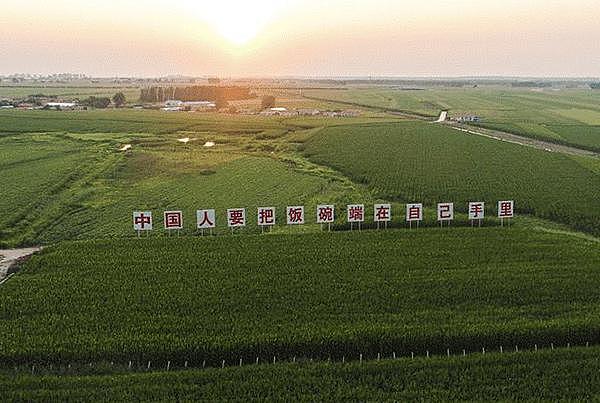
1 0 599 77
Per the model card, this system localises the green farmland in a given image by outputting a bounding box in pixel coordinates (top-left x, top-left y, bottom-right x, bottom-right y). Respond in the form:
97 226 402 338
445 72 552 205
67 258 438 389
0 85 141 102
0 110 388 247
1 102 599 400
2 347 599 401
304 121 600 235
1 229 599 365
302 87 600 151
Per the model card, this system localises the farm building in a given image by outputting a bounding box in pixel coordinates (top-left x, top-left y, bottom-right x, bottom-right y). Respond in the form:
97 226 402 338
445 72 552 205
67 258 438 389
162 100 216 111
44 102 78 110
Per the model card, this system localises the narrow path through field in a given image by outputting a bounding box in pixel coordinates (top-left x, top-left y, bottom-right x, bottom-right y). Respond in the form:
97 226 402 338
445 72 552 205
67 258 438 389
445 123 599 158
0 248 42 283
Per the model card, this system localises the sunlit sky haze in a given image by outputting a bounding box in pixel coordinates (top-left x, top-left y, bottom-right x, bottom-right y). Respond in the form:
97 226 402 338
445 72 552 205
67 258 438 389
1 0 599 77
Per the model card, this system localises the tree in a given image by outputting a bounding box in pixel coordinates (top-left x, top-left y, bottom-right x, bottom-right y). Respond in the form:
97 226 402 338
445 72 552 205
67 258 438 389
112 92 126 108
590 83 600 90
82 96 111 109
261 95 276 110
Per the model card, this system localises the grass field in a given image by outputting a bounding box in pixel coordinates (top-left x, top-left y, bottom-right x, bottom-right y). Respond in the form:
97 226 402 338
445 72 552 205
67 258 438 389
304 121 600 235
0 109 404 246
0 131 371 246
1 228 598 366
2 347 599 401
301 87 600 151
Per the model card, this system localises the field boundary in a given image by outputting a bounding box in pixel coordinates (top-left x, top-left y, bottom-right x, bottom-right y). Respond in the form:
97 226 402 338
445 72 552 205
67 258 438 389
6 341 595 377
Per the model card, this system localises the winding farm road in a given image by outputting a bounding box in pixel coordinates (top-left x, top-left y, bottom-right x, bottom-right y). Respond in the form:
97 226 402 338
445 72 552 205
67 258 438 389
0 248 42 284
445 123 600 158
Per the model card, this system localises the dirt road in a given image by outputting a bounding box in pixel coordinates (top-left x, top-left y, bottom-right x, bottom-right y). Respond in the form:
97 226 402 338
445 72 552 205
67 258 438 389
447 123 599 158
0 248 42 283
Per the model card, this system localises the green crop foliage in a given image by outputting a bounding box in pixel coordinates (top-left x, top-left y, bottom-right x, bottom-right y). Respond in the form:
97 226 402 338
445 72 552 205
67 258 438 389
304 121 600 235
1 347 599 401
0 228 598 366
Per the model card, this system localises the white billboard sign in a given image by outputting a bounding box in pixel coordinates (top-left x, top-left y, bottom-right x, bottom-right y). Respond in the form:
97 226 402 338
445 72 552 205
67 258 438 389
406 203 423 222
197 209 216 229
164 211 183 230
316 205 335 224
227 208 246 228
133 211 153 231
287 206 305 225
468 202 485 220
498 200 514 218
258 207 276 226
347 204 365 223
374 204 391 222
437 203 454 221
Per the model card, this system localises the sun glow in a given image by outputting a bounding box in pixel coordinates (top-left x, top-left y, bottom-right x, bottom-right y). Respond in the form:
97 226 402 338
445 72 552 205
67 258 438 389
189 0 292 45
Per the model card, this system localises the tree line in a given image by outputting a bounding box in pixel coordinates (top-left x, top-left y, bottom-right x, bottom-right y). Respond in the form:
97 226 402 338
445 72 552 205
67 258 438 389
140 86 255 103
78 92 126 108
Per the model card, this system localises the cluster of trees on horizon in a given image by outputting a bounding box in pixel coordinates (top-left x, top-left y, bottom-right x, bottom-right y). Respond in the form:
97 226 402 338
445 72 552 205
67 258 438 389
140 86 255 103
79 92 126 109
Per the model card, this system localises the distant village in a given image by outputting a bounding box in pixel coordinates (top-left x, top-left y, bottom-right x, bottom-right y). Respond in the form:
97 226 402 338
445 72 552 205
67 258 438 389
0 86 363 118
0 95 363 118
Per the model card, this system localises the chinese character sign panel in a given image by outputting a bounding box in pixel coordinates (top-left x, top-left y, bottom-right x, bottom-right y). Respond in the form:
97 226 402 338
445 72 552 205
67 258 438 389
498 200 514 218
437 203 454 221
196 209 216 229
347 204 365 223
133 211 153 231
406 203 423 222
258 207 276 226
163 211 183 230
287 206 305 225
374 204 391 222
316 205 335 224
468 202 485 220
227 208 246 228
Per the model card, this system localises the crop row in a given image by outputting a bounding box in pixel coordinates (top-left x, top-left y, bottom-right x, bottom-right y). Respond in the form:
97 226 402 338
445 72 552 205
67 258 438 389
1 228 598 367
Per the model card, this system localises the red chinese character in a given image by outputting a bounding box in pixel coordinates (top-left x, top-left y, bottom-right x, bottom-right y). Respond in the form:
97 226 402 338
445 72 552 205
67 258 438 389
408 206 421 220
349 206 364 221
259 209 275 225
164 212 182 229
318 206 334 222
438 204 452 220
470 203 484 218
375 206 390 221
135 213 151 229
198 211 214 227
229 210 245 226
499 202 513 217
288 207 304 223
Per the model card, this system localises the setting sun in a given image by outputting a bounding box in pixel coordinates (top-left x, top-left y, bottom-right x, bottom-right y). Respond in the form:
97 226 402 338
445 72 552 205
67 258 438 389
188 0 291 45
